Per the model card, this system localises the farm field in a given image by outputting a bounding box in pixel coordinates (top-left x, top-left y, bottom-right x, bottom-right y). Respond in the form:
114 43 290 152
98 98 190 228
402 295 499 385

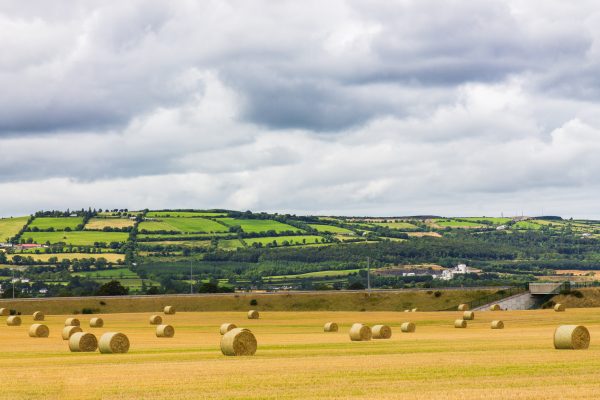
146 211 227 218
138 218 228 233
369 221 419 230
22 231 129 246
218 238 244 250
308 224 356 234
244 235 324 246
0 308 599 399
431 219 484 228
84 218 135 230
513 221 543 230
266 268 360 280
459 217 512 224
0 216 29 241
28 217 83 231
217 218 303 233
9 253 125 263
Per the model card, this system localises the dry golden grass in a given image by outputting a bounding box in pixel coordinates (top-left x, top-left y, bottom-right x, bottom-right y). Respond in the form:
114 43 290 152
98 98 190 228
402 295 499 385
84 218 135 230
1 309 600 398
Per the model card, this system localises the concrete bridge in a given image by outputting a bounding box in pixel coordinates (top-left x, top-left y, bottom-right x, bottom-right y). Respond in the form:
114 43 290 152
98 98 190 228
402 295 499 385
473 282 568 311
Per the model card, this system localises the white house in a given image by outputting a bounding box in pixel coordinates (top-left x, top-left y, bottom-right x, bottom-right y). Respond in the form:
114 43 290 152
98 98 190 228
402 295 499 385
438 264 471 280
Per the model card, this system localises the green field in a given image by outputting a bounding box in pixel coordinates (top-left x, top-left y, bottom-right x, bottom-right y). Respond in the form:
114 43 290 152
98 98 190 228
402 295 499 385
369 221 419 230
139 217 228 233
0 216 29 241
513 220 543 230
218 239 245 250
22 231 129 246
245 235 324 246
146 211 227 218
144 240 211 247
267 268 360 280
308 224 355 234
138 233 231 240
217 218 303 233
460 217 512 224
28 217 83 231
73 267 139 279
433 219 483 228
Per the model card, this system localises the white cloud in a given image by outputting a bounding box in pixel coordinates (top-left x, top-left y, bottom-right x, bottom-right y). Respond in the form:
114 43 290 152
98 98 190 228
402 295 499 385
2 1 600 217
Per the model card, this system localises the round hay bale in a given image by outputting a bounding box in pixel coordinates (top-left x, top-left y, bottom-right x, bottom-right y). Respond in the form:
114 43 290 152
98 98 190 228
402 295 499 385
490 304 501 311
99 332 130 354
69 332 98 352
29 324 49 338
156 324 175 338
149 315 163 325
458 304 469 311
372 324 392 339
323 322 338 332
554 303 566 312
6 316 21 326
220 328 257 356
62 326 83 340
401 322 416 333
32 311 45 321
404 309 410 312
411 308 418 312
349 323 372 341
163 306 176 315
454 319 467 328
89 317 104 328
64 318 80 327
554 325 590 350
462 311 475 321
220 323 237 335
491 320 504 329
247 310 259 319
0 308 8 316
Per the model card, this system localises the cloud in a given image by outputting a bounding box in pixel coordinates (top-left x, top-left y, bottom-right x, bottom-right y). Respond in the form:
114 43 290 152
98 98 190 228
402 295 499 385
2 1 600 217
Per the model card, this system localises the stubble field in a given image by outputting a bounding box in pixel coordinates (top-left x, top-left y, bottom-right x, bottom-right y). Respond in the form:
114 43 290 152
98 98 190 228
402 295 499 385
0 309 599 399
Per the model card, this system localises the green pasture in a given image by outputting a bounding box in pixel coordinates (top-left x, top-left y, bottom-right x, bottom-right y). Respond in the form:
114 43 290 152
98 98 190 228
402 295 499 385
28 217 83 231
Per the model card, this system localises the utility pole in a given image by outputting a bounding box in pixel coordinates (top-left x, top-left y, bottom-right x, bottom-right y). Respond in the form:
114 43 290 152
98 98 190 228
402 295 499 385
367 256 371 296
190 259 193 295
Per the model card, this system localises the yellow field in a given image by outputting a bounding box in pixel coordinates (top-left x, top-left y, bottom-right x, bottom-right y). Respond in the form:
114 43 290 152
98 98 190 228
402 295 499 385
84 218 135 230
8 253 125 263
1 308 600 399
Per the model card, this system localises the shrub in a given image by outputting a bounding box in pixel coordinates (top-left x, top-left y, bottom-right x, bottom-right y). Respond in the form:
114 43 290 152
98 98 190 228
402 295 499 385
250 299 258 306
434 291 442 297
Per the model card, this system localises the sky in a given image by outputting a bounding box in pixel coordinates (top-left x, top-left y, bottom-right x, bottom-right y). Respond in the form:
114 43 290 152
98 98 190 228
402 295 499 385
2 0 600 218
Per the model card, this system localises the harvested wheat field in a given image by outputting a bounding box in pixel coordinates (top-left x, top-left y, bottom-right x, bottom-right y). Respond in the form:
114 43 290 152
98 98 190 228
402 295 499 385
1 309 600 399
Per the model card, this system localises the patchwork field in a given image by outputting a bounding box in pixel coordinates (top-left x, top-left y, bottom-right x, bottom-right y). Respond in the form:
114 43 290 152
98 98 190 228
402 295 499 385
146 211 227 218
369 221 419 230
0 216 29 241
0 308 599 399
28 217 83 231
244 235 324 246
84 218 135 230
22 231 129 246
217 218 302 233
308 224 356 234
218 239 245 250
9 253 125 263
138 218 228 233
431 219 484 228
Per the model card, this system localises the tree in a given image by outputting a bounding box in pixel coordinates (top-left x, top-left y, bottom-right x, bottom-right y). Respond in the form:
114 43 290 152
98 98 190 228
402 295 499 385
96 280 129 296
